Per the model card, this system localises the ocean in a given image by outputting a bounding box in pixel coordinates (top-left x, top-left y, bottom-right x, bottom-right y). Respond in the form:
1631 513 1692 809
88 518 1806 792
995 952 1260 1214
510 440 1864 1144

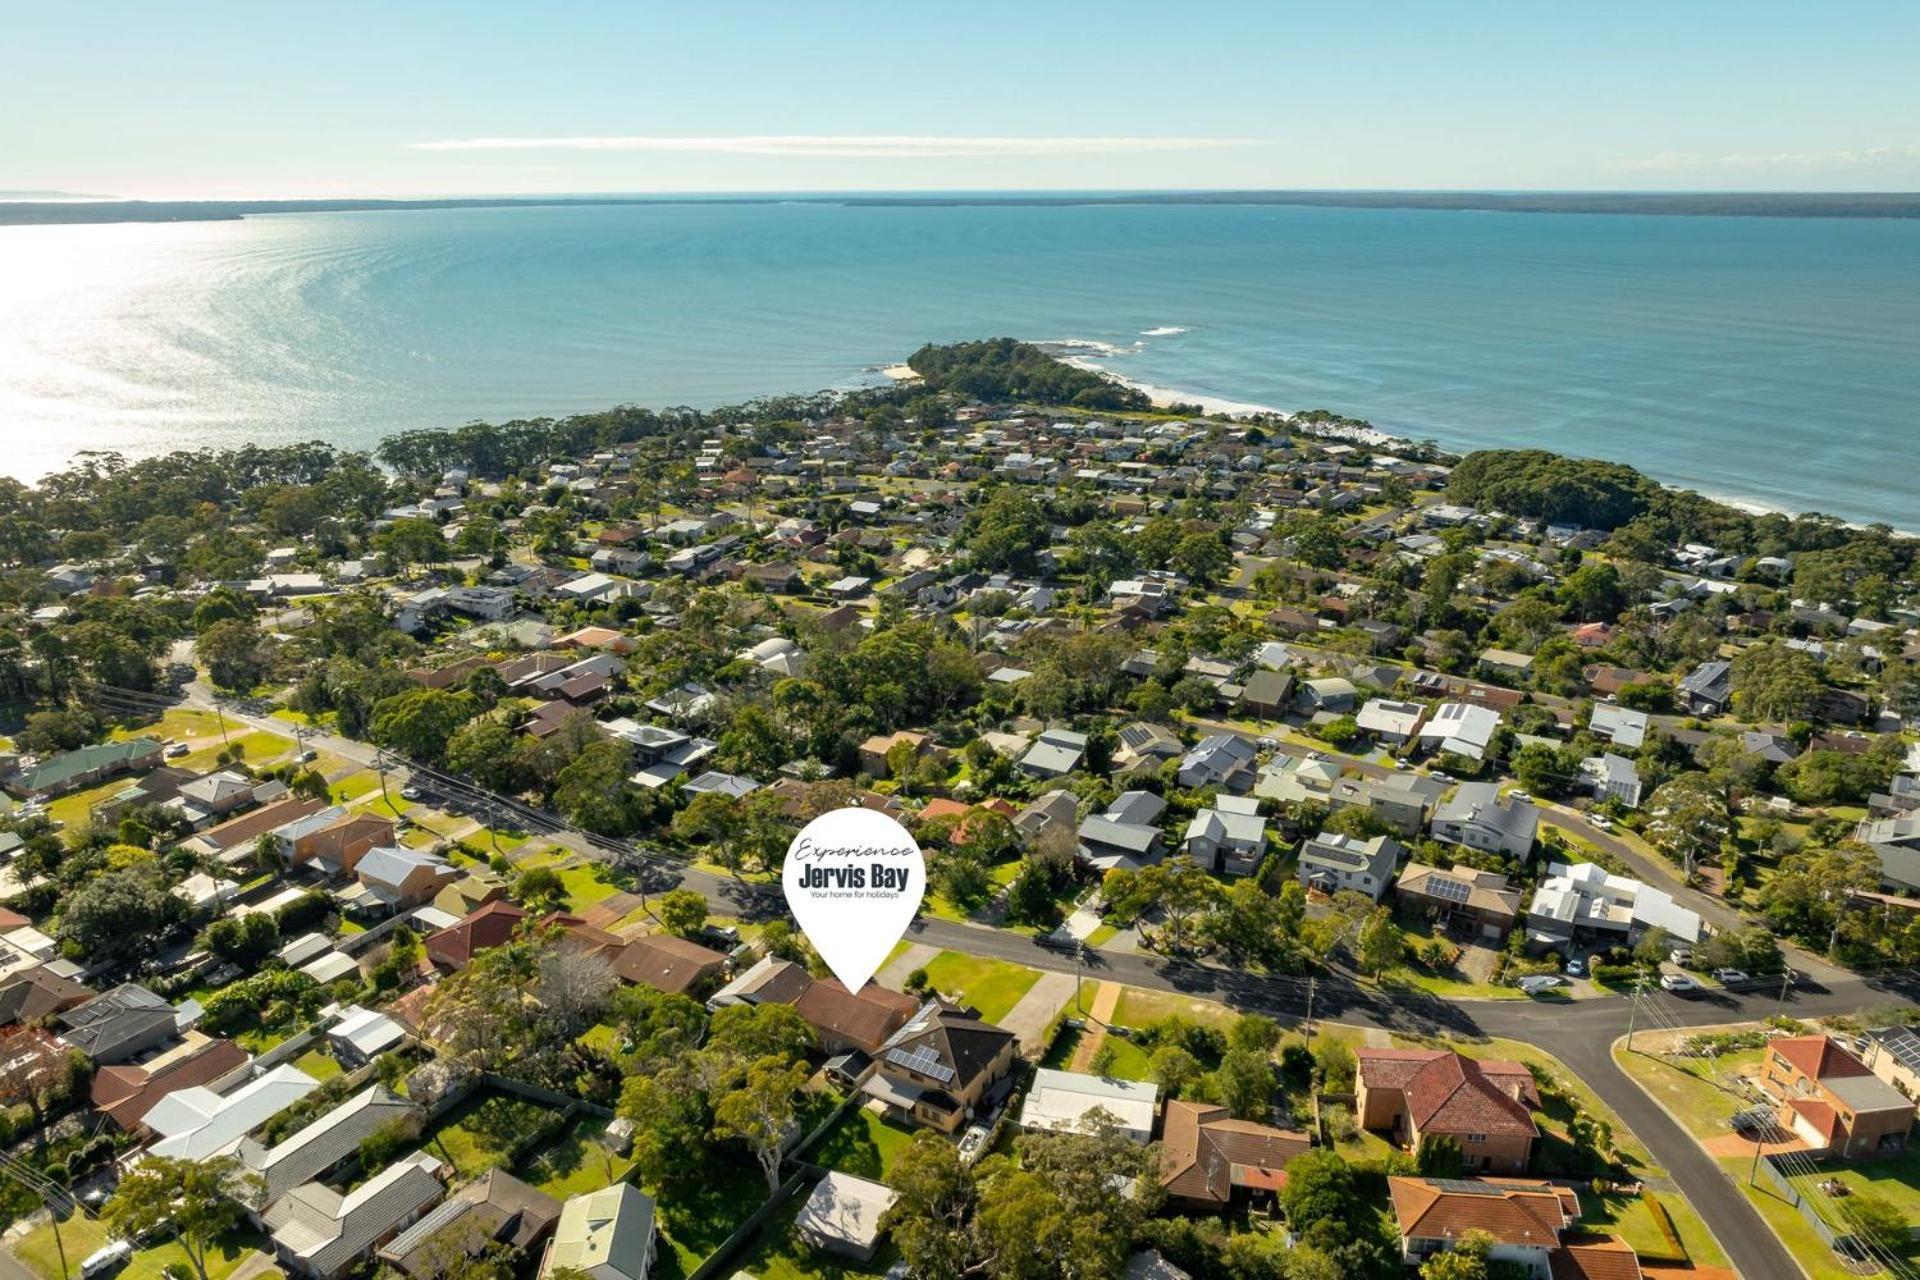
0 199 1915 526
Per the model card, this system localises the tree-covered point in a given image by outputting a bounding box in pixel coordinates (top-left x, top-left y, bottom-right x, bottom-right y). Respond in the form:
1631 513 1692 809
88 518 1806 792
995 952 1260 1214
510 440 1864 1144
906 338 1151 411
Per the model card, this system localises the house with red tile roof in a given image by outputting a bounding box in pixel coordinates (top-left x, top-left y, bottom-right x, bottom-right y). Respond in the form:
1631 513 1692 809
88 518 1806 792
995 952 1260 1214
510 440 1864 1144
425 901 527 971
1357 1048 1540 1174
1157 1099 1311 1211
1761 1035 1916 1158
1388 1176 1590 1280
91 1032 249 1133
792 979 919 1057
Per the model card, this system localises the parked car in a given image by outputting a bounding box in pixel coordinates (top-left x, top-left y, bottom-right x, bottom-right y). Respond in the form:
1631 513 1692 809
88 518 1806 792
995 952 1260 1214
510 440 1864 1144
1393 757 1411 770
1429 770 1453 783
400 785 422 800
80 1242 132 1280
1714 968 1751 985
165 742 190 758
1510 790 1533 803
1660 973 1700 993
1517 975 1564 996
1564 957 1586 978
1669 948 1693 967
1590 814 1614 831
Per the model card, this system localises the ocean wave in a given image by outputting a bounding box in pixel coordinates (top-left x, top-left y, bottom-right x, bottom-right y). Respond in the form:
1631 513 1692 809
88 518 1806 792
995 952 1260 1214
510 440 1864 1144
1139 325 1190 336
1033 337 1138 358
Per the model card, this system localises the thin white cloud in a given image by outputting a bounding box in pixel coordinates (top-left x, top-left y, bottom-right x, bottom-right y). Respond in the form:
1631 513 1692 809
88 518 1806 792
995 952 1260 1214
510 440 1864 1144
1616 144 1920 173
409 134 1257 158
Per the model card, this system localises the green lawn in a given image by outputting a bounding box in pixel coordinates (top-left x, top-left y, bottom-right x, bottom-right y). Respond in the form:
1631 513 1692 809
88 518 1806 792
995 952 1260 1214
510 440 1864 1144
293 1047 344 1082
1788 1146 1920 1224
331 770 383 802
424 1093 559 1178
1085 923 1119 948
1111 985 1238 1030
178 729 294 772
109 709 225 743
810 1106 916 1182
558 863 619 910
12 1217 266 1280
1578 1191 1690 1264
517 1118 637 1198
919 951 1040 1023
727 1208 896 1280
649 1158 772 1276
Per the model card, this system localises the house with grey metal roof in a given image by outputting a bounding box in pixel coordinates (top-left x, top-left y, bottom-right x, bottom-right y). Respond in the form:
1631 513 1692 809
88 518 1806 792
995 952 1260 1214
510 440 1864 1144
1430 783 1539 860
1298 832 1404 901
267 1149 446 1279
240 1084 423 1208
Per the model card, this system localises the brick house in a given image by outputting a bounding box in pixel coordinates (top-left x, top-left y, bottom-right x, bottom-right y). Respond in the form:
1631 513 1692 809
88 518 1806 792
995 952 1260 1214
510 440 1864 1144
1762 1035 1916 1158
1356 1048 1540 1174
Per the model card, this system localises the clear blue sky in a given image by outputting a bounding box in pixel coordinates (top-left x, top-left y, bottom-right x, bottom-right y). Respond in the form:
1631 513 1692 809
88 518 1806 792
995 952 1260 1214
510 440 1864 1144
10 1 1919 198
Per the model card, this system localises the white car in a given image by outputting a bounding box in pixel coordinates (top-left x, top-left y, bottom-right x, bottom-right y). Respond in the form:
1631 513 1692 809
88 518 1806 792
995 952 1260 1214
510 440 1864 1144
165 742 190 758
1714 968 1751 986
1669 948 1693 967
1660 973 1699 993
1516 975 1564 996
1590 814 1613 831
1564 957 1586 978
1510 790 1532 803
1429 770 1453 783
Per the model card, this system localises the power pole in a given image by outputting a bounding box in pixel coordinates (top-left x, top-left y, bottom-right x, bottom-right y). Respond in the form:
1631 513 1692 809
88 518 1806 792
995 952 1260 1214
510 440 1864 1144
1777 968 1794 1012
1625 977 1645 1052
1305 975 1317 1043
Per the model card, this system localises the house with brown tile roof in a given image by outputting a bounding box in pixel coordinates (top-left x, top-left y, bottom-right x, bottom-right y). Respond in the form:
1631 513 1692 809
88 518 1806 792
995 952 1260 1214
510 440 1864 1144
298 812 400 878
0 966 93 1025
425 901 527 972
184 795 328 860
792 980 919 1057
1762 1035 1916 1158
1357 1048 1540 1174
1549 1236 1644 1280
1388 1176 1579 1279
91 1032 249 1132
1157 1099 1311 1211
609 936 728 997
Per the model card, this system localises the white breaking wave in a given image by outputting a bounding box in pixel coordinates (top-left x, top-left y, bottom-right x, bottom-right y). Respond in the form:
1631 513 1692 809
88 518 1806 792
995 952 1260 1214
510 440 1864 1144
1139 326 1190 336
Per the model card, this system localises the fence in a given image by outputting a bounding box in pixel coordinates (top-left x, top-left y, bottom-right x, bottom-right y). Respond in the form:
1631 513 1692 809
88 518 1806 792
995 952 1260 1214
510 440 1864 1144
1756 1153 1857 1253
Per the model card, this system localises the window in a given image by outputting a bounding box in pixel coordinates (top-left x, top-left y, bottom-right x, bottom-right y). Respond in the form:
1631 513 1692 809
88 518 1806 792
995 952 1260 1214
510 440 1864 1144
1466 1133 1487 1143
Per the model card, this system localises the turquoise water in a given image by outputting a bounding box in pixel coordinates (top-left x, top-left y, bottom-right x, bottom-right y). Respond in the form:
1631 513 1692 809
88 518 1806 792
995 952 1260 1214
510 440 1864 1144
0 201 1915 526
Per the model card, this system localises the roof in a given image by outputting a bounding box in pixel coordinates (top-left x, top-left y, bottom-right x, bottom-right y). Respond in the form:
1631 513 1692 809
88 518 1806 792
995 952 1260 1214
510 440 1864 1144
192 795 328 851
267 1149 445 1277
9 738 160 792
331 1005 408 1058
243 1083 420 1205
57 983 176 1060
91 1034 248 1130
1434 783 1540 843
879 1000 1016 1090
611 935 728 995
1389 1176 1576 1248
1771 1035 1871 1082
380 1170 561 1275
148 1063 321 1160
794 979 919 1053
1358 1048 1540 1139
1019 1068 1159 1137
1549 1236 1644 1280
793 1172 897 1250
426 900 527 968
1158 1099 1311 1205
545 1182 656 1280
708 955 813 1008
1397 863 1521 917
0 966 93 1023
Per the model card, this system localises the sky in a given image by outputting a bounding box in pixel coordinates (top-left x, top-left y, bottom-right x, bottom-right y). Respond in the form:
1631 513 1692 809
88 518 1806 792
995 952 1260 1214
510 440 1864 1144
8 1 1920 199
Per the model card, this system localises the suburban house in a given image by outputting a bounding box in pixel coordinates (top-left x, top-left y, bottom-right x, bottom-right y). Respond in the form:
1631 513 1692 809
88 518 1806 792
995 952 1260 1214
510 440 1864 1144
1416 703 1502 761
1861 1025 1920 1101
1183 796 1268 876
1431 783 1539 860
1580 753 1644 809
793 1171 898 1263
706 955 815 1011
792 979 920 1058
146 1063 322 1160
1761 1035 1916 1158
1526 862 1704 950
1240 669 1295 719
293 812 399 879
1589 704 1649 751
608 934 729 997
1394 863 1523 942
1388 1177 1585 1279
238 1084 424 1208
1019 727 1090 779
1177 733 1257 792
1077 791 1168 872
1355 698 1429 747
266 1149 447 1280
1018 1069 1160 1144
861 1001 1018 1134
3 737 163 800
1355 1048 1541 1174
1255 755 1345 805
377 1170 561 1278
345 847 461 915
426 901 529 971
1677 659 1733 715
90 1033 249 1133
1013 789 1081 843
1111 722 1184 776
1157 1099 1312 1212
1328 774 1434 837
183 795 328 864
1297 831 1404 901
57 983 180 1064
539 1182 657 1280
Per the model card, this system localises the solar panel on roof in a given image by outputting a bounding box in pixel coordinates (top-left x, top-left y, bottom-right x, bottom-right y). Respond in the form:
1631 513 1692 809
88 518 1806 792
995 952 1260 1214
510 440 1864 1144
1877 1028 1920 1072
887 1045 956 1084
1428 1179 1502 1196
1427 876 1472 904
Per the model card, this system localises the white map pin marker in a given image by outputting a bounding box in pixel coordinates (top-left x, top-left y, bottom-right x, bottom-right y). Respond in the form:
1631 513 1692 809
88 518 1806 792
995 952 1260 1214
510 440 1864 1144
783 806 926 994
